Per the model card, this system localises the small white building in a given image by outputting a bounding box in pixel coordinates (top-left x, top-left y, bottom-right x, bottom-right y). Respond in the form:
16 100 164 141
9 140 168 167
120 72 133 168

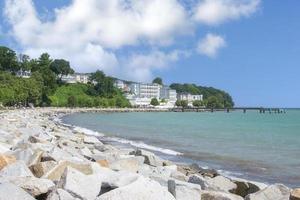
62 73 90 84
16 70 31 78
177 93 203 104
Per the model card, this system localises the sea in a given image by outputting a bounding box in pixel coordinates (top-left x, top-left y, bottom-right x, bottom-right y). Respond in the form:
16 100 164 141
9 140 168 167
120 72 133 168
62 110 300 187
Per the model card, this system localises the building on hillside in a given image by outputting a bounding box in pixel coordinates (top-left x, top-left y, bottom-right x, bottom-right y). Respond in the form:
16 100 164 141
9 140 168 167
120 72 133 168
114 80 130 92
16 70 31 78
177 93 203 105
160 86 177 104
62 73 90 84
129 82 161 99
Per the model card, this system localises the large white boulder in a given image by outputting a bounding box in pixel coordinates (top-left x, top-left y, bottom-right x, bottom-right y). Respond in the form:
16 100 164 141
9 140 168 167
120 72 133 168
130 149 163 167
0 182 35 200
201 190 244 200
97 176 175 200
0 160 34 177
84 136 103 145
245 184 291 200
47 188 80 200
8 177 55 196
207 175 237 192
58 167 102 200
109 156 145 173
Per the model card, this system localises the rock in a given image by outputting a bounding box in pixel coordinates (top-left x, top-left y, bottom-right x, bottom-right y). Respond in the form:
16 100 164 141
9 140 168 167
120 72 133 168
79 146 93 158
245 184 291 200
176 185 201 200
43 160 93 181
0 160 34 177
97 159 109 168
28 150 44 166
58 167 102 200
91 163 139 189
130 149 163 167
0 154 16 170
180 163 219 178
170 170 187 181
12 148 34 165
110 156 145 173
84 136 103 145
9 177 55 196
0 142 11 154
97 176 175 200
30 161 57 178
0 182 35 200
188 174 209 189
201 190 244 200
291 188 300 200
168 179 176 198
207 175 237 192
47 188 80 200
234 180 261 197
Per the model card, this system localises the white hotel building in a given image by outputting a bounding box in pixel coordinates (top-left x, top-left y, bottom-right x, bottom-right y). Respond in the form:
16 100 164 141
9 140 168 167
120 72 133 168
115 80 177 107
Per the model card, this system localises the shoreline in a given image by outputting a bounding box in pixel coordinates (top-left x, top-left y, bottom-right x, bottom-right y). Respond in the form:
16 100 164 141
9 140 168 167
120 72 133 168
0 107 297 200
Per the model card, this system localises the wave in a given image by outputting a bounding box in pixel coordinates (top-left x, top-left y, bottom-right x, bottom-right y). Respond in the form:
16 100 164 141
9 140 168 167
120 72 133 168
106 136 183 156
73 126 104 137
58 116 182 156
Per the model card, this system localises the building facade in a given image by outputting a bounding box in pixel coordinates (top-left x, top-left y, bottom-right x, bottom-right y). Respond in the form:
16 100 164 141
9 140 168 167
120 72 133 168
115 80 178 107
177 93 203 103
62 73 90 84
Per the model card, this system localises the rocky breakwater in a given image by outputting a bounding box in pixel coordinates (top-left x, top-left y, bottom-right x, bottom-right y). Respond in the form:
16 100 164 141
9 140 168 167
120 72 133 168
0 108 298 200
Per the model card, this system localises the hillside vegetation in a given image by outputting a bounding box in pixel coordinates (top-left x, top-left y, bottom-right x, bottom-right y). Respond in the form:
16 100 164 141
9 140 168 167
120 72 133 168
170 83 234 108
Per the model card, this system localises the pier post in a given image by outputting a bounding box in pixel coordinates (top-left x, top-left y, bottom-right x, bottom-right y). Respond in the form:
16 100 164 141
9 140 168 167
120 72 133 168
243 109 246 113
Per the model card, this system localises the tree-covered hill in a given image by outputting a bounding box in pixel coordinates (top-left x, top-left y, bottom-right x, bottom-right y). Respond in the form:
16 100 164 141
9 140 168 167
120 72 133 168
170 83 234 108
0 46 129 108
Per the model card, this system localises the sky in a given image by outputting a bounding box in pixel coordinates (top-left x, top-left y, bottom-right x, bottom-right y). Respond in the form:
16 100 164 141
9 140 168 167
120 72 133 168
0 0 300 107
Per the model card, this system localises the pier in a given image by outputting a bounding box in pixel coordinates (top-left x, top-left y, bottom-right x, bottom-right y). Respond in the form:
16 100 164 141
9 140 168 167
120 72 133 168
170 107 286 113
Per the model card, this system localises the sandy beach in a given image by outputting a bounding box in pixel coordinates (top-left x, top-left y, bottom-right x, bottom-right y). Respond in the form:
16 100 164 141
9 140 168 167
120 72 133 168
0 108 298 200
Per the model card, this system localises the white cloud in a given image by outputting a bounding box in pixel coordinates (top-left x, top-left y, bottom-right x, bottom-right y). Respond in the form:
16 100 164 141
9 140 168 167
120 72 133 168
121 50 189 82
3 0 191 78
3 0 260 80
194 0 260 25
197 33 226 57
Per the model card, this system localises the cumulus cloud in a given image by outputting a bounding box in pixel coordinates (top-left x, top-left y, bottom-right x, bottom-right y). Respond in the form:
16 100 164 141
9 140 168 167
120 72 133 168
3 0 190 76
197 33 226 57
194 0 260 25
121 50 190 82
3 0 260 80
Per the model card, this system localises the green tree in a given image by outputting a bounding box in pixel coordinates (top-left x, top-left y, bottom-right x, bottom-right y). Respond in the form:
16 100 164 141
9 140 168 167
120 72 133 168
192 100 203 107
18 54 31 71
175 100 188 108
50 59 74 80
0 46 19 72
67 95 77 107
206 96 222 109
152 77 163 85
150 98 159 106
89 70 116 97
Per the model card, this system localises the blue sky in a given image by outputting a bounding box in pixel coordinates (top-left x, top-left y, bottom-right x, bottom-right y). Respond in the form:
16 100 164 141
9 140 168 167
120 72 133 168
1 0 300 107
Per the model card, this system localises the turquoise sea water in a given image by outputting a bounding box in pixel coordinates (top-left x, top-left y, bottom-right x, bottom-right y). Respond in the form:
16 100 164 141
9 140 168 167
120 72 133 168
62 110 300 187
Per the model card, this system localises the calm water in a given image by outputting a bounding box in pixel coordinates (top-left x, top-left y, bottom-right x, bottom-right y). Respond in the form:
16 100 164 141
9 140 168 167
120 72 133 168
63 110 300 187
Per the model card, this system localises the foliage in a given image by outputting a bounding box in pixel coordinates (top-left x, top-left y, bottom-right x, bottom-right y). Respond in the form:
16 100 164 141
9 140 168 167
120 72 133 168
0 72 43 106
152 77 163 85
192 100 203 107
89 70 116 97
49 83 130 108
50 59 74 79
0 46 19 72
175 100 188 108
170 83 234 108
0 46 131 108
150 98 159 106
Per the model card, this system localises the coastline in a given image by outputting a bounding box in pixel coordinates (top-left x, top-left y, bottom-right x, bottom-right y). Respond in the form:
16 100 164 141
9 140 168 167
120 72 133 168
0 107 297 200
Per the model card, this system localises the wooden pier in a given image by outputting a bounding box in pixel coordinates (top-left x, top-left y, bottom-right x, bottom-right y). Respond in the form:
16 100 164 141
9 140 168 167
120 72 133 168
170 107 286 113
